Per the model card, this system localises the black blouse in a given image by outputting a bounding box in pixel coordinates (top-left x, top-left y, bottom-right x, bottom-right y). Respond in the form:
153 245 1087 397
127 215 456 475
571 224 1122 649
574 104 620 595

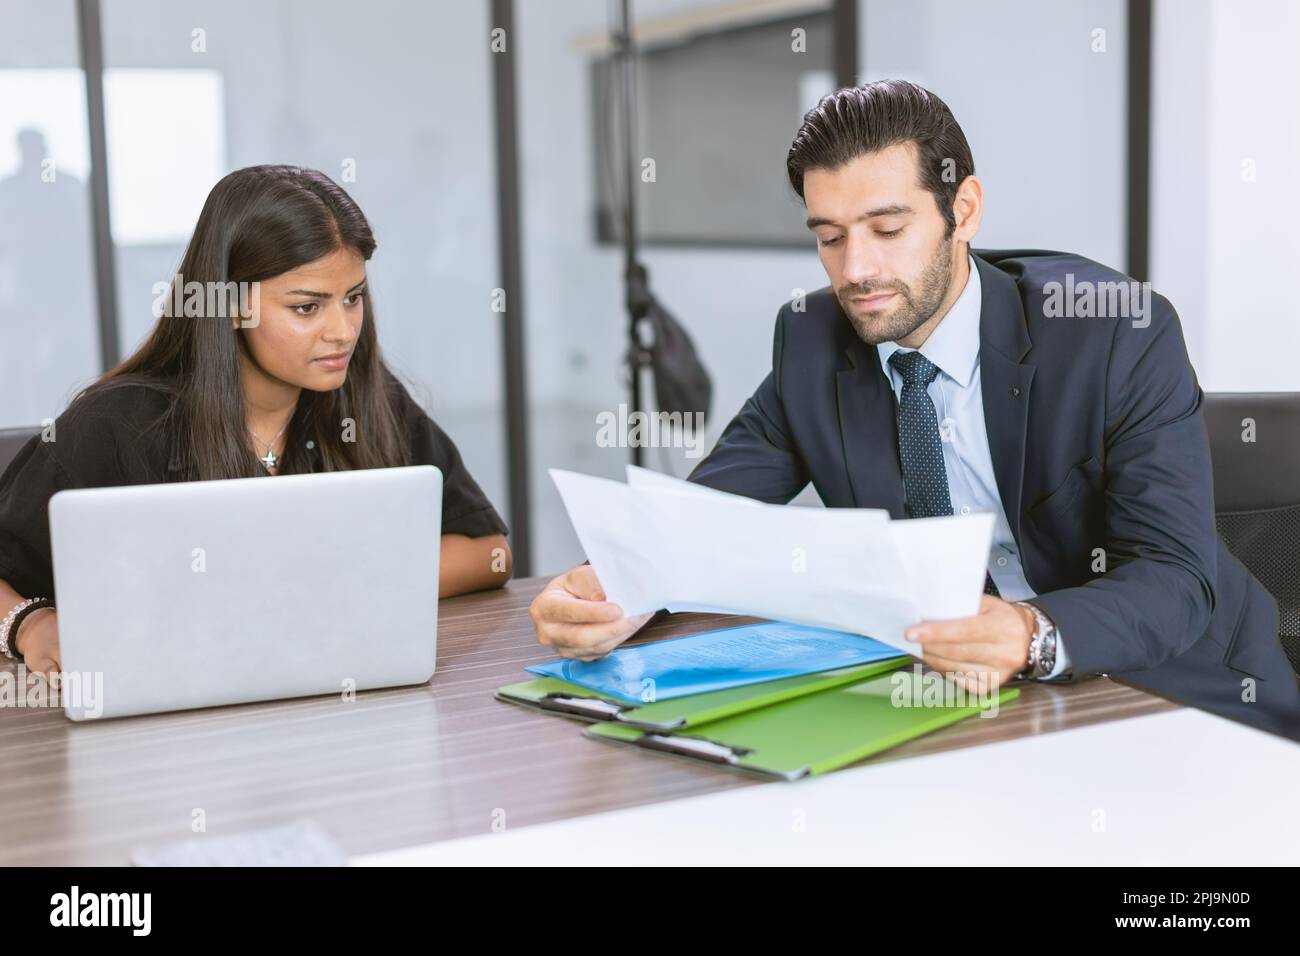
0 373 508 601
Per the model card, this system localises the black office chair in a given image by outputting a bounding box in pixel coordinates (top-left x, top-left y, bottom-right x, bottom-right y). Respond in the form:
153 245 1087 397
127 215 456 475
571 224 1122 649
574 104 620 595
0 426 40 476
1203 393 1300 676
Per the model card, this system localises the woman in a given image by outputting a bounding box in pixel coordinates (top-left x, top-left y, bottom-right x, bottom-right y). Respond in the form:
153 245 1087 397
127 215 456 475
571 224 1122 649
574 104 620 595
0 165 511 679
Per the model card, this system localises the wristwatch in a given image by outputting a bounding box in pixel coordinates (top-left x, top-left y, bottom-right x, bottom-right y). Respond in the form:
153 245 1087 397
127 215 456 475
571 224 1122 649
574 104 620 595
1014 600 1058 679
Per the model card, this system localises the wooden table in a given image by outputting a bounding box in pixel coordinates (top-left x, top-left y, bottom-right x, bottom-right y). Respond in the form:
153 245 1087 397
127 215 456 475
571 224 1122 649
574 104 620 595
0 576 1176 865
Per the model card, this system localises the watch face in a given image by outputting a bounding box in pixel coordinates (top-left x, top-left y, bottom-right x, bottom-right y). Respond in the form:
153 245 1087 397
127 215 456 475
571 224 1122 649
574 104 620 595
1038 632 1057 676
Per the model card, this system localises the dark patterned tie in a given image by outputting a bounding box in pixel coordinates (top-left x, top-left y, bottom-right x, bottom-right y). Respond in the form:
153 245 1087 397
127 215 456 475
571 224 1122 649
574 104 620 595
888 350 1000 597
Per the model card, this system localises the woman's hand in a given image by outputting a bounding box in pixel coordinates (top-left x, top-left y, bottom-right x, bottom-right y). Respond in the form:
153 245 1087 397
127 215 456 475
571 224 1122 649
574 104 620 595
14 607 60 680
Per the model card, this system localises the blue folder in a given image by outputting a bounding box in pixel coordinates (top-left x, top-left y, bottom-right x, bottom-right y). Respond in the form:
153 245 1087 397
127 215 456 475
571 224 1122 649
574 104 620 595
526 621 906 704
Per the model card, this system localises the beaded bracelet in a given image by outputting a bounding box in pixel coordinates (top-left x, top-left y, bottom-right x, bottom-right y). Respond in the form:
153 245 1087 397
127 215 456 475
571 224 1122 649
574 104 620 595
1 597 54 661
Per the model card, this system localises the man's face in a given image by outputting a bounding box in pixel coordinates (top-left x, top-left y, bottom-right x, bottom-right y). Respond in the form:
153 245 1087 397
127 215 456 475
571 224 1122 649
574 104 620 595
804 141 959 346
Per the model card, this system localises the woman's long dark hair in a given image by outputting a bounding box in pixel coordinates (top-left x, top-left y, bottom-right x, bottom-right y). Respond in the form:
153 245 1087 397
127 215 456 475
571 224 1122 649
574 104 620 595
75 165 410 480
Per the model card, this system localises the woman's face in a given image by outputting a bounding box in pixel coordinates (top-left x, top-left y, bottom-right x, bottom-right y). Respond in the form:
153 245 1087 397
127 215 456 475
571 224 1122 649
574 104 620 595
237 246 367 391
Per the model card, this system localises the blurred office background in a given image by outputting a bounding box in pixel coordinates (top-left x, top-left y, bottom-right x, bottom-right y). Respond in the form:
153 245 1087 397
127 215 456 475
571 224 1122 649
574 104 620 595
1 0 1296 577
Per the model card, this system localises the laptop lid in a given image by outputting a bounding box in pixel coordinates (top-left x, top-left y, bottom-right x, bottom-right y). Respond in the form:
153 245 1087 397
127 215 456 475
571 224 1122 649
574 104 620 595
48 465 441 720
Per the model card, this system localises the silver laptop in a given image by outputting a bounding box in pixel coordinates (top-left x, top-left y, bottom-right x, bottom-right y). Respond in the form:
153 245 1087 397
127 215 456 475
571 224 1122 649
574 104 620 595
47 465 442 720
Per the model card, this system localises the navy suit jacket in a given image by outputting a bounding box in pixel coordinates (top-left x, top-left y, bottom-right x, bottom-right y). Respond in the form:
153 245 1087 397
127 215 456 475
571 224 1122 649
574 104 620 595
688 249 1300 740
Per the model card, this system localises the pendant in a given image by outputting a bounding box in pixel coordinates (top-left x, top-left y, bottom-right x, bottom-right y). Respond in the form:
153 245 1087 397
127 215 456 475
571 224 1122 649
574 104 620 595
260 448 278 470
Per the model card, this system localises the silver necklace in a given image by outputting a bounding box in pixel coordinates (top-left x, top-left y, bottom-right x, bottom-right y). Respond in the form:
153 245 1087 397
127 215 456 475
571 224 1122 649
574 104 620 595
249 419 291 471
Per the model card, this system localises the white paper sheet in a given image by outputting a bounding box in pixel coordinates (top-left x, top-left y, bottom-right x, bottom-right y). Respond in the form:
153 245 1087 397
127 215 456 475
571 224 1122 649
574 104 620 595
625 464 761 505
549 468 995 656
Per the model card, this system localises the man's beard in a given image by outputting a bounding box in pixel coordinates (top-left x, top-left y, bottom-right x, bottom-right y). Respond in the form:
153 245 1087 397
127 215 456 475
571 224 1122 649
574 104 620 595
835 236 955 346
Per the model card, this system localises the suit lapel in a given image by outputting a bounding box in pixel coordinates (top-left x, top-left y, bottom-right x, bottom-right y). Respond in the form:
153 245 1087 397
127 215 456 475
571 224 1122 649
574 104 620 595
835 335 906 517
974 254 1035 550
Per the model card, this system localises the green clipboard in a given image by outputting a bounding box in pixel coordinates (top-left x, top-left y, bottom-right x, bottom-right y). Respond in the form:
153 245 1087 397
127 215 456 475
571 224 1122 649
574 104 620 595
585 669 1020 779
495 656 908 731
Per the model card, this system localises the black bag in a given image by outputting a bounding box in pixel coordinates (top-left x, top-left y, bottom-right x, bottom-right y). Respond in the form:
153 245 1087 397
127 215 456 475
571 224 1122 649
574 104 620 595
629 264 712 423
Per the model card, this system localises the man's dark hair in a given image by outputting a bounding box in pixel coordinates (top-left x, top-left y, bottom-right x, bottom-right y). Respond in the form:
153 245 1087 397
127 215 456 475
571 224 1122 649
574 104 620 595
786 79 975 235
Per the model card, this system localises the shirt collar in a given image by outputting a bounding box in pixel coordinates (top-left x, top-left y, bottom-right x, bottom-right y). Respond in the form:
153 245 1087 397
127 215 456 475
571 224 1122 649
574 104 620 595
876 254 981 389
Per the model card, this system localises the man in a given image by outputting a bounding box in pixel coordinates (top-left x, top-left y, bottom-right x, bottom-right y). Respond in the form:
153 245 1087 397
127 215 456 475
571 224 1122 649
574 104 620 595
529 79 1300 740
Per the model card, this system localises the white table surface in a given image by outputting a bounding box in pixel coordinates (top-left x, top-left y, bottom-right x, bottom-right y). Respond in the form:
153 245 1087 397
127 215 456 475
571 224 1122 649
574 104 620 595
354 708 1300 866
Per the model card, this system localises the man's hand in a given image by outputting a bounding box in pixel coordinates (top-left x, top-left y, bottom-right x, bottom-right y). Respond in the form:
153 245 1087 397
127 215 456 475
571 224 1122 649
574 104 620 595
528 564 654 661
906 595 1035 691
14 607 60 681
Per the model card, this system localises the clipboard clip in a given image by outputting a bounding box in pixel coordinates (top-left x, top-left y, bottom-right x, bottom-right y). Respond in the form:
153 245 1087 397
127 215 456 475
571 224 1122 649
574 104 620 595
636 733 753 764
538 693 627 720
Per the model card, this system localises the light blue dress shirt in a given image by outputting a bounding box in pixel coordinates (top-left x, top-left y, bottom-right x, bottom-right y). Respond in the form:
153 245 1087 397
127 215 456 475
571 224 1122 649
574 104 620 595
876 256 1070 679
